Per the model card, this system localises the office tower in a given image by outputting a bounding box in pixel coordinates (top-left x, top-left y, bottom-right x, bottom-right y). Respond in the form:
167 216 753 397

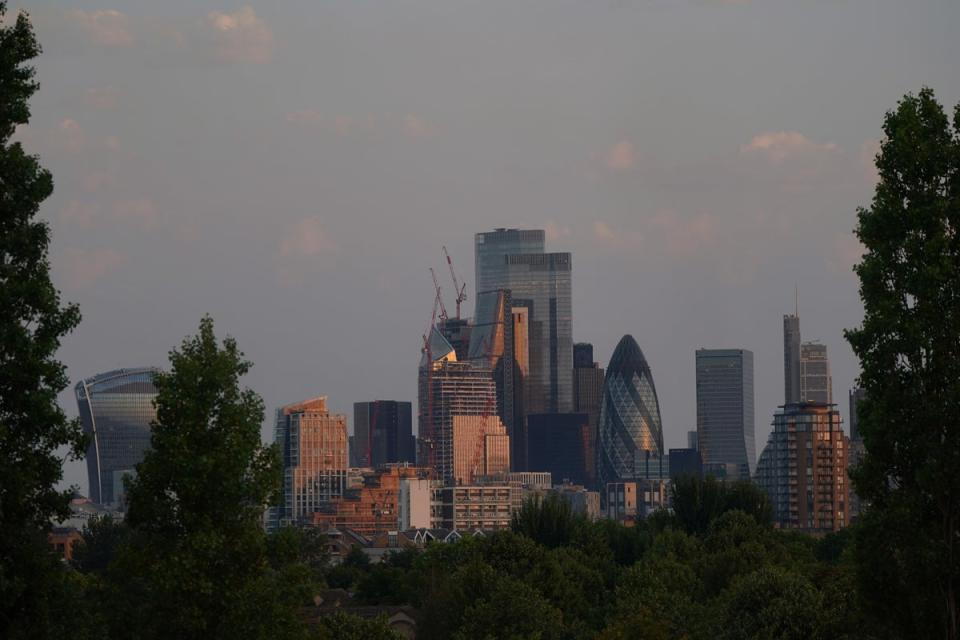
695 349 756 479
418 327 509 485
687 430 698 450
668 448 703 479
452 415 510 484
474 228 573 414
755 403 850 533
800 342 832 403
75 368 159 506
573 342 604 488
597 335 665 491
273 396 348 529
468 289 517 437
511 305 530 467
526 413 591 486
352 401 416 468
784 314 801 404
573 343 594 368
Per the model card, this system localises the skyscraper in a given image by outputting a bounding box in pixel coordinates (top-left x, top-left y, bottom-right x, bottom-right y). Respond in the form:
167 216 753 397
418 327 508 484
695 349 755 479
75 368 159 506
527 413 591 486
573 342 604 488
273 396 348 529
755 402 850 533
784 314 801 404
474 229 573 414
800 342 832 403
597 335 665 491
467 289 516 436
352 400 415 468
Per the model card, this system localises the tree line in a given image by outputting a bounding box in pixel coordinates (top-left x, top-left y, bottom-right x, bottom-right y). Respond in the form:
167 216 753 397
2 4 960 638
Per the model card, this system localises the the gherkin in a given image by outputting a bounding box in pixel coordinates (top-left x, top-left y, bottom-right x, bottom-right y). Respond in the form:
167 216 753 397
597 335 664 489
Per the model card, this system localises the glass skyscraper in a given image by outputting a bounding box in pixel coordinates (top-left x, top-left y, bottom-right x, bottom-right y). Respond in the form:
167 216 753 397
695 349 756 479
75 367 159 505
800 342 832 404
783 314 801 404
597 335 664 490
474 229 572 414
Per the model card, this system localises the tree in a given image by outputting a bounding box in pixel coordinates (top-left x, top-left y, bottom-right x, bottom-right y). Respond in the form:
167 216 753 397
0 3 85 636
107 317 306 639
71 515 128 576
846 87 960 639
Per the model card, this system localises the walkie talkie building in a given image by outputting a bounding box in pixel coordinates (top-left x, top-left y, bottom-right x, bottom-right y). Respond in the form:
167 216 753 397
75 367 159 505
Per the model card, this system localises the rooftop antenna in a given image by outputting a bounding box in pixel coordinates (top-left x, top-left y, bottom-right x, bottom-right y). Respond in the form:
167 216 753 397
795 284 799 317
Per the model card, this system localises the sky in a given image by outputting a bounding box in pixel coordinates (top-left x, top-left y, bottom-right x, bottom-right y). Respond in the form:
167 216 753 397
12 1 959 494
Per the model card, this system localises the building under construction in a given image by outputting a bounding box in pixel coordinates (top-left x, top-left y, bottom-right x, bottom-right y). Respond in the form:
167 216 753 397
418 327 510 485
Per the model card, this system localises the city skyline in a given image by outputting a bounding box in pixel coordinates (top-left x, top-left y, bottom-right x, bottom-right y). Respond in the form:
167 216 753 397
36 1 960 494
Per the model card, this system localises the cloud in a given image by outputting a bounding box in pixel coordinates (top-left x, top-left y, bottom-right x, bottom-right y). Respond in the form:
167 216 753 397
740 131 839 163
60 201 101 227
544 220 572 242
112 198 159 229
82 86 119 110
204 6 274 64
67 9 133 47
61 248 127 289
285 111 377 136
57 118 86 153
402 114 439 138
604 139 636 171
79 169 115 193
279 218 337 258
593 220 643 252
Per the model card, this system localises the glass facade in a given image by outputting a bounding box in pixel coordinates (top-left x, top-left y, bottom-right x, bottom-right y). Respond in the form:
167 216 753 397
695 349 756 479
474 229 572 413
783 314 801 404
597 335 664 489
352 400 416 468
75 368 159 505
800 342 832 404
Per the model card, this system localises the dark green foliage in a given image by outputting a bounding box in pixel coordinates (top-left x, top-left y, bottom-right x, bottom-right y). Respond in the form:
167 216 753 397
104 317 309 640
511 492 582 548
671 475 772 535
716 567 823 640
71 515 128 575
846 87 960 639
313 611 402 640
0 4 85 636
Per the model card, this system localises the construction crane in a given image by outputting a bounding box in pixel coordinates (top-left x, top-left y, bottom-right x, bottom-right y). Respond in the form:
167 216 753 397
430 268 448 323
419 287 442 472
443 246 468 319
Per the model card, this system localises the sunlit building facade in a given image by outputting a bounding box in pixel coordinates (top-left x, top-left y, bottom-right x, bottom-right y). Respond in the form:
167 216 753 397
418 328 508 485
75 367 159 506
273 396 348 530
755 402 850 533
597 335 665 491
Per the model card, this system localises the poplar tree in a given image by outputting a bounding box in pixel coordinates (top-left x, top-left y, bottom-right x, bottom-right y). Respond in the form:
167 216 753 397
0 4 85 636
847 87 960 639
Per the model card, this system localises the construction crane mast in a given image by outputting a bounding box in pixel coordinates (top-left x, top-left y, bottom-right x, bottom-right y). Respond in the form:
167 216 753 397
430 267 448 323
443 246 467 319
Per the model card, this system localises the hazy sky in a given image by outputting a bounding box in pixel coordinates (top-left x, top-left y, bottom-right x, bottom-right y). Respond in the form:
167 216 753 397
14 1 959 493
